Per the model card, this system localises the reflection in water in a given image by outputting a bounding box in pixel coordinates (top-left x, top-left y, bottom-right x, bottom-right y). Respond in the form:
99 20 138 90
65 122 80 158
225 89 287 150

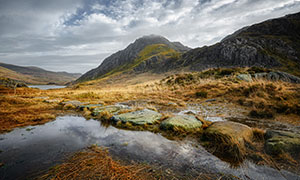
28 85 66 90
0 116 299 180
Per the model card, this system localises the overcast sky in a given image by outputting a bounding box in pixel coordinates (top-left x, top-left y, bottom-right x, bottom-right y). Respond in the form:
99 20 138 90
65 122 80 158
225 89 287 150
0 0 300 73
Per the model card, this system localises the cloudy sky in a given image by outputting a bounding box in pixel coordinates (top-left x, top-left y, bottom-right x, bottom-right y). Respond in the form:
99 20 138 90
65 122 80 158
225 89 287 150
0 0 300 73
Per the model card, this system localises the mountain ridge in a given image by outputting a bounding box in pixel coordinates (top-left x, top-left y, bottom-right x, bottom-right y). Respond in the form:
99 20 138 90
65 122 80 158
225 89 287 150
76 12 300 83
0 62 81 85
75 34 190 82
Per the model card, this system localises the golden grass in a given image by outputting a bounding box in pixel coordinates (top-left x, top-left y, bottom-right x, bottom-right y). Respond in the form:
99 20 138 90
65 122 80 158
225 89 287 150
39 146 157 180
0 87 58 133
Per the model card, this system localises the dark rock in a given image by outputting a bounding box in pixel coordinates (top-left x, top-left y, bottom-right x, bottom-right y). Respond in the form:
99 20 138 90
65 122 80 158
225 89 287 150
265 130 300 156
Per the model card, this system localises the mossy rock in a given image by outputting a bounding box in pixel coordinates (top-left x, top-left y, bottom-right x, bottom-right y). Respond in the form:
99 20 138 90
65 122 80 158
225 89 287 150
92 105 126 116
202 121 253 163
265 130 300 156
112 109 162 125
160 115 202 132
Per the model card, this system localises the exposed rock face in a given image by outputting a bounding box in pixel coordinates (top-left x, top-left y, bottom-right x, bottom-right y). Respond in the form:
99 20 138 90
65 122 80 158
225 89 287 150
76 35 190 82
160 115 202 131
164 12 300 77
112 109 162 125
265 130 300 156
0 77 27 88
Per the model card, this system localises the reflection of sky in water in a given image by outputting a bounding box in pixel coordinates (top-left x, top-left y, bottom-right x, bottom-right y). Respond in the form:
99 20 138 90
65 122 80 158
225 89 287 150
28 85 66 90
0 116 299 180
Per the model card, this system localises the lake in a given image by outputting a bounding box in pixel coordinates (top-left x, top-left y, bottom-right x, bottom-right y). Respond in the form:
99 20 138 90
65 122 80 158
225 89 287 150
28 85 66 90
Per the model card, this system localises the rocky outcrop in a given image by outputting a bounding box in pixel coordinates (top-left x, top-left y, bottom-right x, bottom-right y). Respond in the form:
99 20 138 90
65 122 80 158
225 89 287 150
160 115 202 131
163 12 300 77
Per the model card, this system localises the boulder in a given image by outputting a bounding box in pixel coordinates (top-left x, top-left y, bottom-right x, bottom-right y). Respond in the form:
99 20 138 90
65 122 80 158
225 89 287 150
160 115 202 131
112 109 162 125
237 74 253 82
202 121 253 163
265 130 300 156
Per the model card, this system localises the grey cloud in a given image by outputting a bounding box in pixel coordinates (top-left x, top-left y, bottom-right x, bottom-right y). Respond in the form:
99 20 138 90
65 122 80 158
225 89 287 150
0 0 299 73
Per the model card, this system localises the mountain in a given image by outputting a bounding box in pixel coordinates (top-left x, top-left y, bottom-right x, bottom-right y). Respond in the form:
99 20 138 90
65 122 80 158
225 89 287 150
77 12 300 83
167 12 300 76
76 35 190 82
0 62 81 85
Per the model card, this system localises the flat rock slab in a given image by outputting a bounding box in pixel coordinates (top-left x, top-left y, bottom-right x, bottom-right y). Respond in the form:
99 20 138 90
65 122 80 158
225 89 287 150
265 130 300 156
112 109 162 125
92 105 127 116
160 115 202 131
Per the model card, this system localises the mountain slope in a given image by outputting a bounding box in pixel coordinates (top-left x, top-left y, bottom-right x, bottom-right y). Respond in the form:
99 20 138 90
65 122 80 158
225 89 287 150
76 35 190 82
168 12 300 76
0 62 81 85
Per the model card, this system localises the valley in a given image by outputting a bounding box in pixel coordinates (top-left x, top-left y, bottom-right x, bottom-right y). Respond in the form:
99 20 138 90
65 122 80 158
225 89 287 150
1 11 300 180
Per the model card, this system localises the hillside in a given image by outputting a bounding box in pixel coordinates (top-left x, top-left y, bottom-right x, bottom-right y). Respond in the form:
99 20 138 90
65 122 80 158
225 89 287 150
168 12 300 76
75 35 190 83
77 12 300 84
0 62 81 85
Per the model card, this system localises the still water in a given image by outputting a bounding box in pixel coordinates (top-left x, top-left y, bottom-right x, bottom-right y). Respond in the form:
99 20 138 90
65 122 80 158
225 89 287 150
28 85 66 90
0 116 299 180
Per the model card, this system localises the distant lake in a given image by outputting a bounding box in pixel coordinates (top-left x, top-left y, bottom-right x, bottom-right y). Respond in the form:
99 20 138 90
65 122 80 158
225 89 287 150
28 85 66 90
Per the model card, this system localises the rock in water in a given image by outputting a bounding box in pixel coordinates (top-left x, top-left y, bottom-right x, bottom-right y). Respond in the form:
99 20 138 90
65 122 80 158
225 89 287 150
112 109 162 125
203 121 253 163
160 115 202 131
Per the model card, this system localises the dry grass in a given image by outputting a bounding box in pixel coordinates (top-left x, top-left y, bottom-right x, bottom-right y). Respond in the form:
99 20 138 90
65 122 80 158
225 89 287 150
0 86 58 133
39 146 230 180
39 146 157 180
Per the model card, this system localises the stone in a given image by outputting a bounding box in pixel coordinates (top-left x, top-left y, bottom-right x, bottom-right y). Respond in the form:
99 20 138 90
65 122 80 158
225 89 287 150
265 130 300 156
112 109 162 125
236 74 253 82
202 121 253 163
160 115 202 131
204 121 253 145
